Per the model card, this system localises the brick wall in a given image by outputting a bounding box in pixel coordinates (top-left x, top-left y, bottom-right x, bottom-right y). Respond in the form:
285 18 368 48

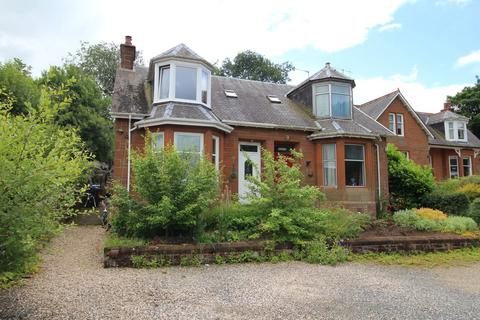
376 97 430 166
112 123 386 215
430 147 479 181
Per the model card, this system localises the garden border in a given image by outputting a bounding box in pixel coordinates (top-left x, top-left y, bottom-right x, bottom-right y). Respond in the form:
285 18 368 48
104 235 480 268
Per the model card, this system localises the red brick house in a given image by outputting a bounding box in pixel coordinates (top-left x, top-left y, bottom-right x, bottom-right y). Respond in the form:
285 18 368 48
111 37 478 215
358 90 480 180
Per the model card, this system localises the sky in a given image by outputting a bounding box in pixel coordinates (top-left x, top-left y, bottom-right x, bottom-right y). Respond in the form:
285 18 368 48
1 0 479 113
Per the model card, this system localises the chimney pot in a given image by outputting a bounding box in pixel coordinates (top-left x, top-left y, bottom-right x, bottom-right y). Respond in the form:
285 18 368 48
325 62 331 68
443 98 452 112
125 35 132 45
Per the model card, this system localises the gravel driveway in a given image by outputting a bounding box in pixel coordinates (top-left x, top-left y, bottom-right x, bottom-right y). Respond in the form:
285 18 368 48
1 226 479 320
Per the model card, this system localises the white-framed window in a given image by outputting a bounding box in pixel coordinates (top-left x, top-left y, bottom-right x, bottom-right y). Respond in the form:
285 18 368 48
322 144 337 187
313 82 352 119
388 113 395 132
174 132 204 164
396 114 404 136
388 113 404 136
154 61 211 106
449 156 459 178
445 121 468 142
212 135 219 170
345 144 365 186
463 156 472 176
151 132 164 150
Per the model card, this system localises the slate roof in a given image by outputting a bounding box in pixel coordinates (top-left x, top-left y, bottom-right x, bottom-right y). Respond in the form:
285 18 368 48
426 110 470 125
356 90 399 119
150 43 214 70
416 112 480 148
288 63 355 97
210 76 319 130
111 67 149 115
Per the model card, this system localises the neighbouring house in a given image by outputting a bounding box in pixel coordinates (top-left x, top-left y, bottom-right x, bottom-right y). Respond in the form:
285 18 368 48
357 90 480 180
110 36 478 215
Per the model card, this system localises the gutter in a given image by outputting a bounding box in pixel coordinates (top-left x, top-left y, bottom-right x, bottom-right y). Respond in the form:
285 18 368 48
222 120 319 132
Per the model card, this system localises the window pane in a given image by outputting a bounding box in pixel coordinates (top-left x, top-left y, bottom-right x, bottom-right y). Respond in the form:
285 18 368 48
345 161 364 186
240 145 258 152
388 114 395 132
212 138 216 154
201 70 208 104
175 134 201 152
315 85 329 94
450 157 458 178
331 94 351 118
458 128 465 140
396 114 403 124
323 144 336 186
152 133 164 149
315 94 329 117
331 84 350 95
345 145 364 160
463 157 471 176
244 160 253 178
322 144 336 161
159 66 170 99
175 66 197 100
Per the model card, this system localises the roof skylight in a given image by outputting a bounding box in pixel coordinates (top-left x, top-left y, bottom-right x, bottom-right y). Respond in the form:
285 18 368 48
224 90 238 98
267 95 281 103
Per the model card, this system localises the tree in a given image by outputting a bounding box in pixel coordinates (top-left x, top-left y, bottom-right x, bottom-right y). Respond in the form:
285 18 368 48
449 81 480 138
0 86 90 280
386 144 435 210
216 50 295 84
66 41 144 96
38 65 114 163
0 58 40 114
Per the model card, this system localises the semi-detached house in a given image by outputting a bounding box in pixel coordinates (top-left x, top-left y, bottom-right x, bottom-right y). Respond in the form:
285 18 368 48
111 36 480 215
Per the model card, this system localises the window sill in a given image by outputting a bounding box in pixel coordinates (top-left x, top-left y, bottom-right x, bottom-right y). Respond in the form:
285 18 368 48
345 185 367 188
153 98 210 108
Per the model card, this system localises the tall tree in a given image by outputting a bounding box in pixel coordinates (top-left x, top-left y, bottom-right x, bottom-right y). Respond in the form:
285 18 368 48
65 41 144 96
38 65 114 163
0 58 40 114
216 50 295 84
449 80 480 139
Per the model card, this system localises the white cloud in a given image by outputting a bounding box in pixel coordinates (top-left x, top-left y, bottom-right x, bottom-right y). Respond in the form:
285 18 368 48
379 23 402 32
94 0 408 66
455 50 480 68
436 0 471 6
352 67 468 113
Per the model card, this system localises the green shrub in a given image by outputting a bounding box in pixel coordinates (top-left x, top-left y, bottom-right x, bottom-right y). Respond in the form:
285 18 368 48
393 210 437 231
393 209 478 233
457 183 480 201
314 208 371 240
111 141 219 239
421 191 470 216
439 216 477 233
386 144 435 210
0 87 90 282
302 239 348 265
469 198 480 224
436 176 480 195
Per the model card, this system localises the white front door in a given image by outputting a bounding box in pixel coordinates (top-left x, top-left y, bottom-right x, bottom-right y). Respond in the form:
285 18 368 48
238 142 261 201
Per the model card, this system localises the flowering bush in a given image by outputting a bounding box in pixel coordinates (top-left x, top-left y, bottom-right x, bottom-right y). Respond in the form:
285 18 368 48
457 183 480 201
414 208 447 221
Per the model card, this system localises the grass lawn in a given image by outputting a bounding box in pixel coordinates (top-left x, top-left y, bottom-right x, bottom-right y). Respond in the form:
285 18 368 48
104 232 147 248
350 247 480 268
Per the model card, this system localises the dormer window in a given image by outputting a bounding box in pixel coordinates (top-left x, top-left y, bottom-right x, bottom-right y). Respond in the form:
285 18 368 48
313 83 352 119
154 61 211 106
445 121 467 142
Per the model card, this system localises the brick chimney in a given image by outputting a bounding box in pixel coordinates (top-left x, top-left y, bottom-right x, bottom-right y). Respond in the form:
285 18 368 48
443 97 452 112
120 35 136 70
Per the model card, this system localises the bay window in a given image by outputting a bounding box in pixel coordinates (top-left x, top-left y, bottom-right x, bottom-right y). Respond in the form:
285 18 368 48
322 144 337 187
449 156 459 178
155 61 211 105
345 144 365 186
313 83 352 119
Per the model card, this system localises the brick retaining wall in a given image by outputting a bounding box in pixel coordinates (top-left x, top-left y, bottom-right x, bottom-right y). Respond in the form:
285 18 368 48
104 235 479 268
